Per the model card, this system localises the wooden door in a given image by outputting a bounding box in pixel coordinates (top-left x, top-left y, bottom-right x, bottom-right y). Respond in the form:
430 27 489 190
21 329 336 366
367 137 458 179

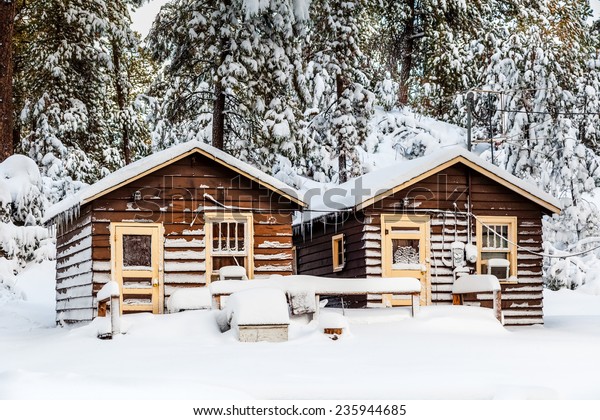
382 215 430 306
111 223 164 314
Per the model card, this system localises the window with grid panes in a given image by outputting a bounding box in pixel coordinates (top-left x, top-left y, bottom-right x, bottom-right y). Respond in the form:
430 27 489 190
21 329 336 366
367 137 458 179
477 217 517 281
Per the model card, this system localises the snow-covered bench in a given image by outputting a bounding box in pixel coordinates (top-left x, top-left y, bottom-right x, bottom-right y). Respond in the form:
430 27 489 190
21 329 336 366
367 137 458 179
452 275 503 323
209 275 423 318
311 277 422 318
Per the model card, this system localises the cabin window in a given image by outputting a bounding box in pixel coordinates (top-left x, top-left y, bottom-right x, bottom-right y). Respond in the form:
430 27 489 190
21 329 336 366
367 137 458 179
122 234 152 269
476 216 517 282
205 213 254 282
332 234 345 272
212 221 246 255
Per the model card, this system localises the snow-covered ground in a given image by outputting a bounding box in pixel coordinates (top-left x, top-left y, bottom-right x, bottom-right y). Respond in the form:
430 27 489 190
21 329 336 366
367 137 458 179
1 262 600 399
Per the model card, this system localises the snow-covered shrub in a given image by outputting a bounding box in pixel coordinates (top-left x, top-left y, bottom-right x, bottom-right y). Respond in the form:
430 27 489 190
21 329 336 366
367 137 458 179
375 72 398 111
0 154 45 225
0 155 53 269
0 257 19 302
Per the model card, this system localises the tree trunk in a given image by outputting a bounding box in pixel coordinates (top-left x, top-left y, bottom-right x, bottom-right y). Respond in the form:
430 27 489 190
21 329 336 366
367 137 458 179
212 1 230 151
211 47 227 150
336 74 348 183
212 78 225 150
111 40 130 164
398 0 415 106
0 0 16 162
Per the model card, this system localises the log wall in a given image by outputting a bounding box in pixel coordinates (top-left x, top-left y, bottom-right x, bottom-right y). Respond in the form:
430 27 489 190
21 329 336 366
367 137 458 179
55 205 94 323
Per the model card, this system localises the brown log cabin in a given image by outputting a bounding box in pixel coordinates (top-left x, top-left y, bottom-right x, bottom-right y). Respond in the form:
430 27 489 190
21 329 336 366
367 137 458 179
293 148 561 326
44 141 306 323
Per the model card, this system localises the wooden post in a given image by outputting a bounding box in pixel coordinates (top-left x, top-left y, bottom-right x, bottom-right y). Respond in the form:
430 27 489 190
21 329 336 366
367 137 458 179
313 294 320 320
493 289 503 324
411 293 420 317
111 296 121 335
98 300 107 317
211 294 221 310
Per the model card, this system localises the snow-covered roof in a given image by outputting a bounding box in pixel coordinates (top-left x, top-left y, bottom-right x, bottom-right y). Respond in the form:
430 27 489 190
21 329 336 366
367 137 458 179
44 141 306 223
304 147 561 222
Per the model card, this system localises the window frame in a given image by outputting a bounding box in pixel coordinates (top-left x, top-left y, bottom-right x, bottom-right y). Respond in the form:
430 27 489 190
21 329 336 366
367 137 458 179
332 233 345 272
204 212 254 282
475 216 518 283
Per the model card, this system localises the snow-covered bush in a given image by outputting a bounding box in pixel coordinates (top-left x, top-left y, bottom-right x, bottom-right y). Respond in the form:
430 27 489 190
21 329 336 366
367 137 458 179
0 155 53 270
0 257 21 304
0 155 45 225
375 72 399 111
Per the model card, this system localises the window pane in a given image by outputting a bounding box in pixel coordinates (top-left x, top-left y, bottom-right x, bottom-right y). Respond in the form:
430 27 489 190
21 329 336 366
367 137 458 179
483 225 509 250
123 235 152 268
481 251 510 279
392 239 420 266
211 221 246 255
482 251 509 260
333 238 344 267
237 223 245 251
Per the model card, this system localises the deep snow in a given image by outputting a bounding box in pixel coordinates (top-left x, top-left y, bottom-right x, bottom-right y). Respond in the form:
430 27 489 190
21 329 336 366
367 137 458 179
1 262 600 399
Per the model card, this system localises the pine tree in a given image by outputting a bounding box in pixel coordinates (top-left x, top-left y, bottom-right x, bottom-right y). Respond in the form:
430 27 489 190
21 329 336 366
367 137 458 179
147 0 308 174
305 0 375 183
459 0 600 289
15 0 150 202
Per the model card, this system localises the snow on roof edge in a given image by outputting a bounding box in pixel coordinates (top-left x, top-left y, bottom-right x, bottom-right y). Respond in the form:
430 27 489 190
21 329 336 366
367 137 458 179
43 141 306 223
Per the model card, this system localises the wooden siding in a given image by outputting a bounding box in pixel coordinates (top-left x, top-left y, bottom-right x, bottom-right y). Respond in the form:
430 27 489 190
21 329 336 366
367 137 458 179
294 214 369 278
294 163 550 326
55 204 94 323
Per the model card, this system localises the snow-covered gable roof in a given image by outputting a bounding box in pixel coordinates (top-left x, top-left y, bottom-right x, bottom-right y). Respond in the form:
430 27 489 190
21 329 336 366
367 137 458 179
44 141 306 223
305 147 561 221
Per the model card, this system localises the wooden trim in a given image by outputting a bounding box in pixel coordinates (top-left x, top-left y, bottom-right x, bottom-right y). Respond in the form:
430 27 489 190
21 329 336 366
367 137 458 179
110 222 164 315
356 156 560 214
82 148 306 208
331 233 345 272
475 215 518 279
204 212 254 281
381 214 431 305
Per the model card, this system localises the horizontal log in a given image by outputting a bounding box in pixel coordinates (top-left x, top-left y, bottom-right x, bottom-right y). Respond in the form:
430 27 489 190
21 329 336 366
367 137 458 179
56 272 93 290
56 308 94 323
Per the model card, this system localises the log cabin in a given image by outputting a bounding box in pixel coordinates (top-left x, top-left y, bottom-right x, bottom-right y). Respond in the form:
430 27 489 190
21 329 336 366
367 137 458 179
293 147 561 326
44 141 306 323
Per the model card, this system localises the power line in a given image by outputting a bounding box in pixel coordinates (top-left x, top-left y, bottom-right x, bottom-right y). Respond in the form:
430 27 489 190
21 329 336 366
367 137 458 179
497 108 600 116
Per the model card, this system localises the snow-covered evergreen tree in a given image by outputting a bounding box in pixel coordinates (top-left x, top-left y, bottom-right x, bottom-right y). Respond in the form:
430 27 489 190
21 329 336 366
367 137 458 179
15 0 151 202
455 0 600 289
303 0 375 182
148 0 308 174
